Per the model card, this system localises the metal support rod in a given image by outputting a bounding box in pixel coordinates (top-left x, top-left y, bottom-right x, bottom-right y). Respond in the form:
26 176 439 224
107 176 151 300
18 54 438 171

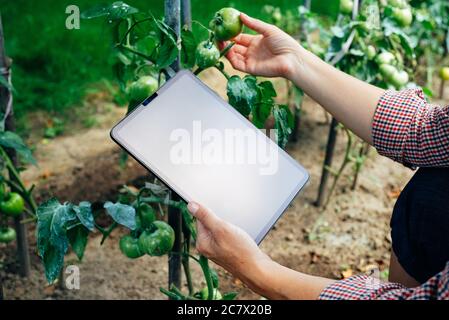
165 0 182 291
0 14 31 277
315 0 361 207
181 0 192 29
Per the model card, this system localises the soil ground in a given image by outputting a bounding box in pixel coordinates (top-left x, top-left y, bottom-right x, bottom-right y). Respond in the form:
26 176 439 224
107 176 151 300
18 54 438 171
2 65 446 300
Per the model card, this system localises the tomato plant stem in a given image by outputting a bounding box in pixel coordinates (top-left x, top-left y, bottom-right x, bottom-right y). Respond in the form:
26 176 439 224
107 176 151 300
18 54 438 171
182 222 194 295
116 44 155 63
119 17 154 45
324 128 353 208
219 42 235 58
199 255 214 300
97 221 118 244
214 66 230 80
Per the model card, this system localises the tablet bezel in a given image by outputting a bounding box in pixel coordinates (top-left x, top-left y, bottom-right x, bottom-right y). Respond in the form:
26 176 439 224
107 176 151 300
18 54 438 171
110 70 309 244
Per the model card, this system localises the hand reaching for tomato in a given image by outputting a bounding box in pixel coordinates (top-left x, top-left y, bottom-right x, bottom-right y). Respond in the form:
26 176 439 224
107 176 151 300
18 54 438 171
219 13 302 81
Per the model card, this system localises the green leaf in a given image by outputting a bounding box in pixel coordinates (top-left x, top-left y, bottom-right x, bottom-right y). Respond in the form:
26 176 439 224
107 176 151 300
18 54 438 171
143 182 169 196
73 202 94 231
0 131 36 165
81 3 110 19
104 202 136 230
135 36 158 57
157 40 179 69
273 105 293 148
227 75 258 117
331 26 344 38
180 28 197 69
67 225 89 261
153 18 179 69
222 292 239 300
81 2 138 21
108 2 138 21
37 199 77 283
252 81 276 129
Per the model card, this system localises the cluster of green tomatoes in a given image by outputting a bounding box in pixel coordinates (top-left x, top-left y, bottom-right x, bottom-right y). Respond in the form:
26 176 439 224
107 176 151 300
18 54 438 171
119 203 175 259
125 8 243 105
376 51 410 89
341 0 413 28
0 184 25 244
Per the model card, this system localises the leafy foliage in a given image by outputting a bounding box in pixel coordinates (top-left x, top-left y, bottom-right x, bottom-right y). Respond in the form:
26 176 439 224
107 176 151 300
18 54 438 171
0 131 36 165
104 201 136 230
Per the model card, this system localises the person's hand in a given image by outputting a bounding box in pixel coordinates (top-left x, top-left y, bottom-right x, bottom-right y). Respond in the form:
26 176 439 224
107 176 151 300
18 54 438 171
187 202 272 282
219 13 302 80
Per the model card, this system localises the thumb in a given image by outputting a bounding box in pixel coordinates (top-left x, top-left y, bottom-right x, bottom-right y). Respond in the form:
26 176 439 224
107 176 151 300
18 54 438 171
187 202 221 232
240 13 274 35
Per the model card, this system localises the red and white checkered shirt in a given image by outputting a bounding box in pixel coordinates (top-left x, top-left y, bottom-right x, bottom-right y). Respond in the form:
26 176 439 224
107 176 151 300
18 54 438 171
319 262 449 300
319 89 449 300
372 89 449 168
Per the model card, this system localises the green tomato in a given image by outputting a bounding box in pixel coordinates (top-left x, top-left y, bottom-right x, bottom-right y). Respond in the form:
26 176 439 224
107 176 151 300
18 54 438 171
272 8 282 24
390 70 409 89
376 51 396 65
195 41 220 69
138 203 156 229
340 0 354 15
119 235 144 259
366 45 377 60
392 7 413 27
200 287 222 300
379 63 398 81
440 67 449 81
0 227 16 243
0 192 25 217
138 221 175 256
209 8 243 41
126 76 158 104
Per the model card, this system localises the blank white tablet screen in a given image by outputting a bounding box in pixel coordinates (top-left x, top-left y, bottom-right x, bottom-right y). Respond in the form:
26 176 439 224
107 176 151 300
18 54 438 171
112 71 308 243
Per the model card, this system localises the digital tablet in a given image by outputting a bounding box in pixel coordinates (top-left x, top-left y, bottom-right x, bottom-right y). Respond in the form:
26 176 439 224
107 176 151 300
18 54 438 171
110 70 309 244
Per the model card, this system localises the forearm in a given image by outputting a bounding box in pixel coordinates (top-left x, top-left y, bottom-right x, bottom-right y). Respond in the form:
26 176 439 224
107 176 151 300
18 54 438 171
288 45 385 145
239 259 335 300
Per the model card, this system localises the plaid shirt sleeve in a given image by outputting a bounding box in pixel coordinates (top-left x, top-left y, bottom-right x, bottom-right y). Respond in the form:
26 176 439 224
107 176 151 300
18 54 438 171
319 262 449 300
372 89 449 168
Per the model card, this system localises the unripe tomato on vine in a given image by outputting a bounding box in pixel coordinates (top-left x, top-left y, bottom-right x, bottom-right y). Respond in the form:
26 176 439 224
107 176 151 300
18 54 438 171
440 67 449 81
209 8 243 41
340 0 354 15
195 41 220 69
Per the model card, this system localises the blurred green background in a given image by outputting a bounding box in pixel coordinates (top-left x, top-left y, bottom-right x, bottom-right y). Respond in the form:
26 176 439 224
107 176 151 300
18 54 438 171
0 0 338 119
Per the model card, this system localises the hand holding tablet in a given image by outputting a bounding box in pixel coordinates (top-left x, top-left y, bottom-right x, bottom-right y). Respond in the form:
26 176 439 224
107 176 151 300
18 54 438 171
111 70 309 243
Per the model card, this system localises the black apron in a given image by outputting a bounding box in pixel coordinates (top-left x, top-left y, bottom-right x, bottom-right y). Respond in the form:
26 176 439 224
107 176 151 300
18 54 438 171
391 167 449 283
